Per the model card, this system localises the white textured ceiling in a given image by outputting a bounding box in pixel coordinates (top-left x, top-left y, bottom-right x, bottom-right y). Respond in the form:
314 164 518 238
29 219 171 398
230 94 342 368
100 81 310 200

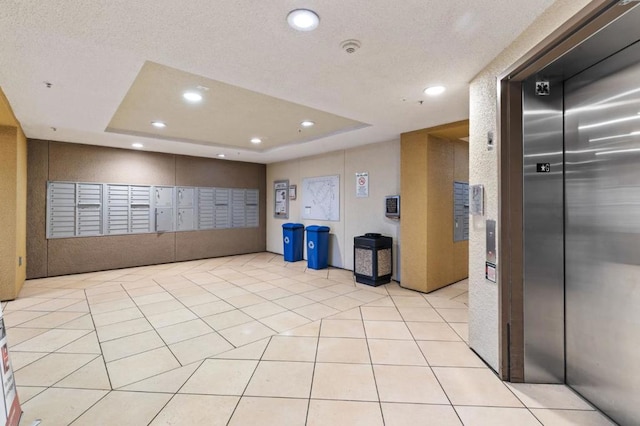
0 0 556 164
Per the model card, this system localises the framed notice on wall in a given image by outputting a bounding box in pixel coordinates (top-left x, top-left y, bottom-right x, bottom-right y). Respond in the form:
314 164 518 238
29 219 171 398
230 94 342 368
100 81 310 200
356 172 369 198
274 180 289 219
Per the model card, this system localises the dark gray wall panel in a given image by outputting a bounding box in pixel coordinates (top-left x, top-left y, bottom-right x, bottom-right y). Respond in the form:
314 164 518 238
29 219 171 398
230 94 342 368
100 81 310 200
49 142 175 185
175 228 263 262
26 139 49 278
47 233 175 276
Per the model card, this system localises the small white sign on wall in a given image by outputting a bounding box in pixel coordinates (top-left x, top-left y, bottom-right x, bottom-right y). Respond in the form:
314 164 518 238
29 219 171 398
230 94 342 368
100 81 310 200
356 172 369 198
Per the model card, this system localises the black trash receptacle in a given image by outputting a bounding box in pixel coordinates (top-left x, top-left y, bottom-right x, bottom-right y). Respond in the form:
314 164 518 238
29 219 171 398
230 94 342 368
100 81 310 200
354 233 393 286
306 225 330 269
282 223 305 262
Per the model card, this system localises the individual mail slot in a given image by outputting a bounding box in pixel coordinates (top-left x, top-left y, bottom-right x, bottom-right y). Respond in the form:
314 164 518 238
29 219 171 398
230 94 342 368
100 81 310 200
198 188 214 200
108 219 128 227
246 206 259 227
108 186 129 204
177 208 195 231
77 184 102 199
131 186 151 204
108 195 129 204
49 219 75 228
50 205 75 214
198 217 214 229
215 188 230 205
155 208 173 231
131 223 151 231
214 208 230 228
177 187 195 208
50 223 75 231
131 208 150 215
49 182 75 198
155 187 174 208
49 194 76 205
49 228 75 238
78 228 101 235
246 190 259 205
231 205 246 228
232 189 245 202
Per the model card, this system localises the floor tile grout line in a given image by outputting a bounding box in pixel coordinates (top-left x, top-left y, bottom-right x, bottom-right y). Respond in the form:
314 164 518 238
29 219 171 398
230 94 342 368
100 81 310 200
389 292 464 425
37 352 102 391
359 305 388 424
65 387 113 425
224 336 273 425
119 279 237 364
303 318 322 425
83 296 115 392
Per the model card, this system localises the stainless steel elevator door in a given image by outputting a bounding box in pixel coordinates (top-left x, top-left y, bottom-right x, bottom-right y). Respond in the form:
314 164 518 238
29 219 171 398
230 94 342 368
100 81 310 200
565 42 640 426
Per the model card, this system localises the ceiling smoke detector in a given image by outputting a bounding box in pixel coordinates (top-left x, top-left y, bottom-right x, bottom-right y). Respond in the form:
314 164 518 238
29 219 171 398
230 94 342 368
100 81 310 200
340 39 361 54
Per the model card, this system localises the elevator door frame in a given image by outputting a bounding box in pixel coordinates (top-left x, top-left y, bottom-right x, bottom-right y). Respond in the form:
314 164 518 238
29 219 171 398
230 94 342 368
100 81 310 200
496 0 637 382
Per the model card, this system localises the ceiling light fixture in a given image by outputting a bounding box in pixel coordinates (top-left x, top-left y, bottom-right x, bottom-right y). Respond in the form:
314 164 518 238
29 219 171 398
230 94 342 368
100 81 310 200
250 138 262 144
287 9 320 31
132 143 144 149
424 86 446 96
183 91 203 102
217 154 226 158
151 121 166 128
300 120 315 127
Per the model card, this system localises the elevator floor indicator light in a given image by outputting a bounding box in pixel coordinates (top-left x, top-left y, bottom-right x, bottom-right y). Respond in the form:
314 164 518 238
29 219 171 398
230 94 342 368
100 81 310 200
537 163 551 173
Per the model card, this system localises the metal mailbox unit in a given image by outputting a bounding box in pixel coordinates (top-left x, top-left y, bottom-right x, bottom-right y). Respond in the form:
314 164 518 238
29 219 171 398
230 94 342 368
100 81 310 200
46 181 260 239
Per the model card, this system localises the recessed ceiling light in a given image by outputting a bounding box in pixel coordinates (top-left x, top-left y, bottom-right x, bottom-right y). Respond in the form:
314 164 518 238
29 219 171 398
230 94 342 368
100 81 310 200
183 91 203 102
250 138 262 144
217 154 226 158
424 86 446 96
287 9 320 31
151 121 166 128
132 143 144 149
301 120 315 127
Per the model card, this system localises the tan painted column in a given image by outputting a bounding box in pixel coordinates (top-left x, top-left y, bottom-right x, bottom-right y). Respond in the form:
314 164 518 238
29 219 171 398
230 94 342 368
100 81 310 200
400 121 469 293
0 90 27 300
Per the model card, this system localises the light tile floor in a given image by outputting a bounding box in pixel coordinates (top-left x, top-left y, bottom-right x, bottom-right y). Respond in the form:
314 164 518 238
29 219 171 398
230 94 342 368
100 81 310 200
3 252 615 425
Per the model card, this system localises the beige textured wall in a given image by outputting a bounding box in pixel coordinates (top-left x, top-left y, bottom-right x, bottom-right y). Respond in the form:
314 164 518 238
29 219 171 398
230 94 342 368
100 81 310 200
400 132 428 288
0 88 27 300
27 140 266 277
0 126 19 300
468 0 592 371
266 140 401 277
401 131 468 293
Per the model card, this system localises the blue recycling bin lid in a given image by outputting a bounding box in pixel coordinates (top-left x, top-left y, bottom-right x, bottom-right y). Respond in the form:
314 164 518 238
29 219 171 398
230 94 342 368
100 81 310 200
282 223 304 229
306 225 330 232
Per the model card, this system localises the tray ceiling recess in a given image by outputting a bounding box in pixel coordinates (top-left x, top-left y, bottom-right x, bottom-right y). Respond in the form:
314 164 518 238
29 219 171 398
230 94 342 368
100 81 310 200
106 61 368 152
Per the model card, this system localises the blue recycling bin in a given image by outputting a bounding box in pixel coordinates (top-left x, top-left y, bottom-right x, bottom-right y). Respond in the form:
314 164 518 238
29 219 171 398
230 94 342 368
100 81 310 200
306 225 330 270
282 223 305 262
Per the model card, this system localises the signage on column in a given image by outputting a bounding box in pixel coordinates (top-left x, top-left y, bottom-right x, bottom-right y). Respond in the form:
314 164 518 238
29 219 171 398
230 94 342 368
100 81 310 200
356 172 369 198
0 307 21 426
